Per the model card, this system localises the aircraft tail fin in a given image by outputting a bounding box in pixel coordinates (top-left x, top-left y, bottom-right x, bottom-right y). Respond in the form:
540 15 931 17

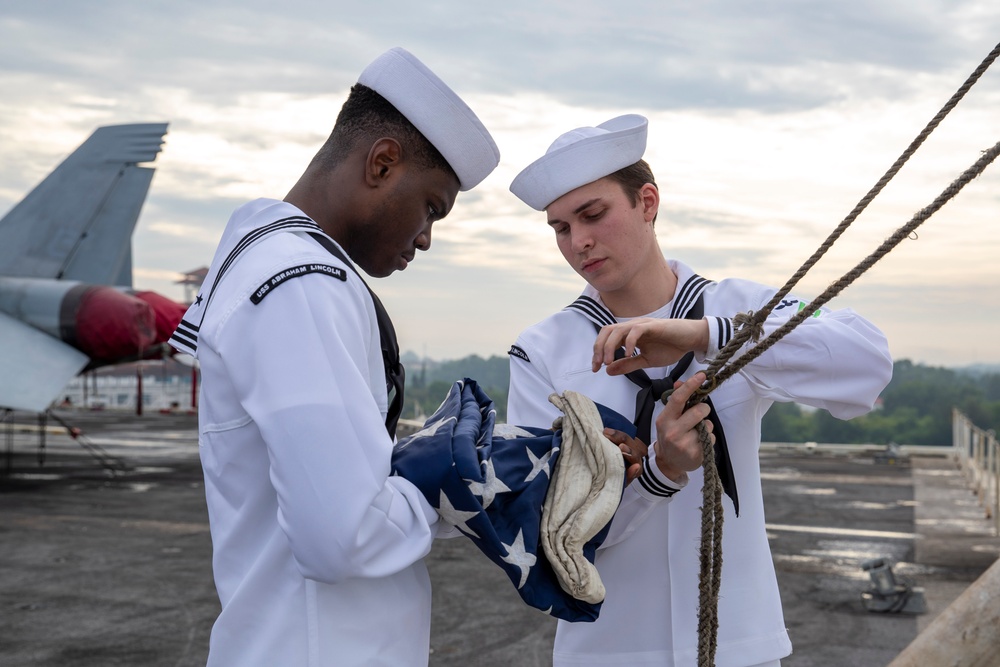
0 123 168 285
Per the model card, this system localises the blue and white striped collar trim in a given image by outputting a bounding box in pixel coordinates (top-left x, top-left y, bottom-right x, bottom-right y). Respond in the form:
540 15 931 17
563 264 713 329
169 215 324 357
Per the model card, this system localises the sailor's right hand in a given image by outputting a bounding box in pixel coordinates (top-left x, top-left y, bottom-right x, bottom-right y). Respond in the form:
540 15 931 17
653 373 711 483
592 317 710 376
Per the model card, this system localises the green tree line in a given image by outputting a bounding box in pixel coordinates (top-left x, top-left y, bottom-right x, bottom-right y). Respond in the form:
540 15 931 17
402 355 1000 445
403 354 510 422
762 359 1000 446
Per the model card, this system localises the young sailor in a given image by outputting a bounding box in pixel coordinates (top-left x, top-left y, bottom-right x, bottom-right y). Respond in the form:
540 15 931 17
169 48 499 666
507 114 892 666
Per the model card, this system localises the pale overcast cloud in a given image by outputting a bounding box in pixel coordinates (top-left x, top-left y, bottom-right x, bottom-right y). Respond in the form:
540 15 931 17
1 1 999 366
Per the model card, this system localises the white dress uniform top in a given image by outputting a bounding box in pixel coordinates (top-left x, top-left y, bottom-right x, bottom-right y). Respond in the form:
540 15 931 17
169 46 499 666
182 198 441 665
507 260 893 667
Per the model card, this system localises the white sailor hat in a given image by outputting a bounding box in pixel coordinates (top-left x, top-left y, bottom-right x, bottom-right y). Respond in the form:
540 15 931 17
358 47 500 191
509 114 648 211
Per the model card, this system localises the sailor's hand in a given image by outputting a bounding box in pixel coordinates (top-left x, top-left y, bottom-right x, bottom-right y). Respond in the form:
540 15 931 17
653 373 712 483
592 318 710 376
603 428 644 485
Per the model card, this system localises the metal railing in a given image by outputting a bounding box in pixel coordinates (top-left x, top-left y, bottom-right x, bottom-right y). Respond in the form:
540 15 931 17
952 408 1000 535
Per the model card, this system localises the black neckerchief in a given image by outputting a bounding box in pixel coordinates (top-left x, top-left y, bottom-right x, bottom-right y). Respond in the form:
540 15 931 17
564 278 739 515
308 233 404 440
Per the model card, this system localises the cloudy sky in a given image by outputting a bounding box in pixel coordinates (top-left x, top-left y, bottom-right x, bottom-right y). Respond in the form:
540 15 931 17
1 1 998 367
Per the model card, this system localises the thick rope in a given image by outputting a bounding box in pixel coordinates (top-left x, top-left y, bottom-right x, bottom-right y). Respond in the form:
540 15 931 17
689 40 1000 664
696 420 723 666
691 139 1000 667
704 39 1000 381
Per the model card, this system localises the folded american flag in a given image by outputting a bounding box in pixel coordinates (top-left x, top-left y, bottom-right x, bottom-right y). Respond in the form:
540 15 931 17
391 378 634 622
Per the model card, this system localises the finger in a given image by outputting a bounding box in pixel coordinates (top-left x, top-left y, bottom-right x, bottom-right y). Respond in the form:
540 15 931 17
626 462 642 484
603 427 628 444
592 325 614 371
603 354 650 377
657 376 685 403
621 321 660 365
623 326 645 359
664 372 706 411
605 325 637 368
593 324 627 371
656 401 710 435
618 441 645 463
619 448 644 483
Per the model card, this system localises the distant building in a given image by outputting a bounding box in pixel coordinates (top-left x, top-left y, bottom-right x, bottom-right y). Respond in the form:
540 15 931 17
61 357 198 412
175 267 208 305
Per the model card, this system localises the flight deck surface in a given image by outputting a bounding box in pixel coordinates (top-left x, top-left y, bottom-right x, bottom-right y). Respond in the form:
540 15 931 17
1 410 996 666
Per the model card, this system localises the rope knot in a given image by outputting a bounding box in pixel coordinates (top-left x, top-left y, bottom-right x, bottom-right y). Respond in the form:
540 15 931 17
732 310 765 343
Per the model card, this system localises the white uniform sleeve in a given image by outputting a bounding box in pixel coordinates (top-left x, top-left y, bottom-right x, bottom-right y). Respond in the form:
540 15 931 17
507 339 671 551
218 269 438 584
507 344 562 430
700 283 893 416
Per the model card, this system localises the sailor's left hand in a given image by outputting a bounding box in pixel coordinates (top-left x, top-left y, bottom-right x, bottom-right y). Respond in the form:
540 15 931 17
653 373 711 482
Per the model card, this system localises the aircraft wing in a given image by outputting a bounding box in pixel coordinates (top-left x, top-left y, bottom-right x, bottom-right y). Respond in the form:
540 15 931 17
0 310 89 412
0 123 168 286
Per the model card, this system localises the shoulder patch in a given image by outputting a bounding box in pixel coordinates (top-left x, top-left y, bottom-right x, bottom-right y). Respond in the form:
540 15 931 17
250 263 346 304
774 298 800 311
796 301 822 318
508 344 530 363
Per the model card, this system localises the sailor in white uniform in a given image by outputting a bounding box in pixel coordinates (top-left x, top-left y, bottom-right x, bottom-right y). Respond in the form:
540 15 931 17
169 48 499 666
507 115 892 666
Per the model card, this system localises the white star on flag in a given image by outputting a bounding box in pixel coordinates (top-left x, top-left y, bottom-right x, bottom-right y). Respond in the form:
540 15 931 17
395 416 456 451
435 490 479 536
492 424 537 439
501 528 537 589
466 457 511 508
414 416 457 439
525 445 557 483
